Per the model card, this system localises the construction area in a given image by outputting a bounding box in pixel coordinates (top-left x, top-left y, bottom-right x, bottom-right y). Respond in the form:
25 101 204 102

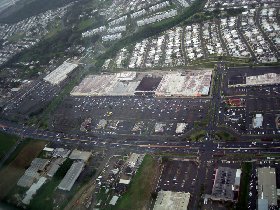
153 190 191 210
70 70 212 97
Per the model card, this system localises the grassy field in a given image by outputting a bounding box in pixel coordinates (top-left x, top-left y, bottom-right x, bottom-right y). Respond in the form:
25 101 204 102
235 162 252 210
112 155 159 210
215 130 236 141
189 130 207 141
0 139 46 199
0 132 19 161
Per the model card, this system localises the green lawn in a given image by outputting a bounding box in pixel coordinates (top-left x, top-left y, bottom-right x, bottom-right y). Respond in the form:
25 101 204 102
189 130 207 141
0 132 19 161
112 155 158 210
215 130 236 141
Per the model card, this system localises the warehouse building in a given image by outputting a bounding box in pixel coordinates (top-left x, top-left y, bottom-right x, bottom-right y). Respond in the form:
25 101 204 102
153 190 190 210
17 158 49 188
44 62 78 85
58 161 85 191
257 167 277 209
22 177 47 205
69 149 92 162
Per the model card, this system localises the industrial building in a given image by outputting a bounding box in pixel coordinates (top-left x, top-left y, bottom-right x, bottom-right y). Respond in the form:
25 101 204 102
44 62 78 85
17 158 49 188
58 161 85 191
52 148 70 158
22 177 47 205
209 167 241 202
69 149 92 162
257 167 277 209
153 191 191 210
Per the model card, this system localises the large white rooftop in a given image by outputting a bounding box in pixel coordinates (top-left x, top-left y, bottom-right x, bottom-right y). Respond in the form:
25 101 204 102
44 62 78 85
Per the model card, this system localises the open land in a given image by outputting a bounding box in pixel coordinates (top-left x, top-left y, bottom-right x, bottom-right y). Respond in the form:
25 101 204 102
0 139 46 199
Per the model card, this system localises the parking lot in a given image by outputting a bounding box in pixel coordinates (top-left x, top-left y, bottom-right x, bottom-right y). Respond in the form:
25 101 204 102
220 66 280 136
52 96 210 136
2 81 60 121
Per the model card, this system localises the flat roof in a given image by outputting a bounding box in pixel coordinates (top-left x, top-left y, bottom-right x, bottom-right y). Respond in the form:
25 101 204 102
153 191 190 210
58 161 84 191
155 70 212 97
211 167 241 201
22 177 47 205
71 70 212 97
44 62 78 85
257 167 277 206
69 149 91 162
109 196 119 205
176 123 187 134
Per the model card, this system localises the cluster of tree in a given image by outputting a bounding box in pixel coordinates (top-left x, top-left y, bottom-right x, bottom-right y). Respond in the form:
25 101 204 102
2 29 82 66
1 0 102 67
0 0 77 24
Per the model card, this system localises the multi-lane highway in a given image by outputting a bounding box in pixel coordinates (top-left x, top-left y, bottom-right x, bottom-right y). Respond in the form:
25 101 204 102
1 118 280 156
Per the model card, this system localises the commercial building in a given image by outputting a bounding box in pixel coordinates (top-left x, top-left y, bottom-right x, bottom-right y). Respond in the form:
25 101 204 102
176 123 187 134
257 167 277 209
155 122 166 133
71 71 212 97
44 62 78 85
246 73 280 86
229 73 280 87
153 191 190 210
58 161 85 191
210 167 241 202
253 114 263 128
155 70 212 97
